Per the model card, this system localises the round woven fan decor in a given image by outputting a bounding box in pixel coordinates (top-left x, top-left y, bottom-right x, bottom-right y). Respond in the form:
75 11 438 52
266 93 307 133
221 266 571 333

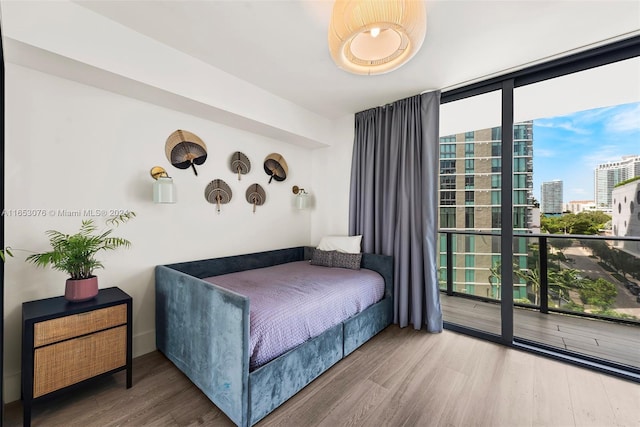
165 129 208 176
263 153 288 184
245 183 266 213
230 151 251 181
205 179 232 213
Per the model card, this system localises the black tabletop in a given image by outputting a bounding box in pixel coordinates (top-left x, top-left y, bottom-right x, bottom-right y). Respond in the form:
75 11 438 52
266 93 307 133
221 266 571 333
22 287 131 322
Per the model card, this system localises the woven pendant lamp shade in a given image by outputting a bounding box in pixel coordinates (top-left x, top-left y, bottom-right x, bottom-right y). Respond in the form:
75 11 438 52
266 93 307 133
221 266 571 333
328 0 427 75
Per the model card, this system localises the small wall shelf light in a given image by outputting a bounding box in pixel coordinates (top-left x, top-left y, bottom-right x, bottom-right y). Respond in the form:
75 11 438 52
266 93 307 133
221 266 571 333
150 166 176 204
292 185 310 210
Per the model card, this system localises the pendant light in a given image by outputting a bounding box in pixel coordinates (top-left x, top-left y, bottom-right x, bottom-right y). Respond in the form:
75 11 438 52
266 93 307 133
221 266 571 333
328 0 427 75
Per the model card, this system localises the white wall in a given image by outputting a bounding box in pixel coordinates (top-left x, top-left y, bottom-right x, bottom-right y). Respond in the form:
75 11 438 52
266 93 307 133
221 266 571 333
310 114 355 243
2 64 329 402
0 0 361 404
0 0 335 149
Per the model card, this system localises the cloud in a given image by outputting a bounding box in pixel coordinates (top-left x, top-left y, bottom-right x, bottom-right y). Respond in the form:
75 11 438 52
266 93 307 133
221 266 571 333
581 144 630 168
534 120 557 128
534 148 555 157
606 103 640 133
533 102 640 203
567 106 616 124
534 119 591 135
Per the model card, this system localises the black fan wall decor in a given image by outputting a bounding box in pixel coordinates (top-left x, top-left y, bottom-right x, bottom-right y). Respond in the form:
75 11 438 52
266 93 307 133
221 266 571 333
263 153 288 184
165 129 208 176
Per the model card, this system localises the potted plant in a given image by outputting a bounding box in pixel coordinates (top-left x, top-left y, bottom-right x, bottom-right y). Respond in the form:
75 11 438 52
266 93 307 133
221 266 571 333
2 212 135 302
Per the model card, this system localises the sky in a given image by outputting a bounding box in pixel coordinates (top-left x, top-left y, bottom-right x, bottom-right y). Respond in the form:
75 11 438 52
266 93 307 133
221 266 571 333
531 101 640 204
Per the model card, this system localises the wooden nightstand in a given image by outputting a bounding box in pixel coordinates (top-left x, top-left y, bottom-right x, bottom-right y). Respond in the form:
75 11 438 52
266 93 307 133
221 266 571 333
21 287 132 427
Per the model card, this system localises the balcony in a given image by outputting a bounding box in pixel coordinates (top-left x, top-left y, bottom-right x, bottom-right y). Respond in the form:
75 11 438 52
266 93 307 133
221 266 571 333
438 231 640 378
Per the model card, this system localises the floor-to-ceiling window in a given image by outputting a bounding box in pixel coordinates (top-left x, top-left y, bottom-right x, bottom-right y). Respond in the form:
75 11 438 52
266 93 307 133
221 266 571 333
511 56 640 371
438 36 640 381
438 90 504 336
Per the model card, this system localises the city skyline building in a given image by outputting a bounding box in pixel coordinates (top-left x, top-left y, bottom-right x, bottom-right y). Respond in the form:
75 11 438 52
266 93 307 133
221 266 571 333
564 200 596 214
541 180 563 215
438 122 534 300
594 155 640 210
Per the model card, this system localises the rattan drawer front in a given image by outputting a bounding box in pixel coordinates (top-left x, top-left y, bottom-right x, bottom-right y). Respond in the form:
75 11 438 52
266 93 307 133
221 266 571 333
34 304 127 347
33 326 126 398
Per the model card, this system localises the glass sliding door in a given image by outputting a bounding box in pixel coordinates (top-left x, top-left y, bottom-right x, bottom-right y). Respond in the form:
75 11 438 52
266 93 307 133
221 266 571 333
512 57 640 370
438 90 504 338
440 36 640 379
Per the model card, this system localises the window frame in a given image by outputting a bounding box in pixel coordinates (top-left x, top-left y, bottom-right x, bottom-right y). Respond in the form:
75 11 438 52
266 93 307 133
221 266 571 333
439 34 640 379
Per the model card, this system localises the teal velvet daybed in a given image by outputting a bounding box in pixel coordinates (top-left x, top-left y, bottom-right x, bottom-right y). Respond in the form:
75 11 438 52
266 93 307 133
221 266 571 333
155 246 393 427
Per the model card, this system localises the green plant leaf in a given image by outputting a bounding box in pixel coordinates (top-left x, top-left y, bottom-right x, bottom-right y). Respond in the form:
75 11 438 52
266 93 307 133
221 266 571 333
0 247 13 261
22 212 135 279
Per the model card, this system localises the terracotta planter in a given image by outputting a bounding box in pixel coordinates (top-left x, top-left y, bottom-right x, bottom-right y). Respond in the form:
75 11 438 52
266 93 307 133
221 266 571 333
65 276 99 302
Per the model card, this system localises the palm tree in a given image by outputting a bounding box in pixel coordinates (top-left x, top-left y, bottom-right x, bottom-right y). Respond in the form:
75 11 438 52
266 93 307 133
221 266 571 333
488 261 501 299
548 268 579 307
514 264 541 305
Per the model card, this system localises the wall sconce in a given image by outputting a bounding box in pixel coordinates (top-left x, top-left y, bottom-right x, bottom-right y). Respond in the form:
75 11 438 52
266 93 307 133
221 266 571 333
150 166 176 204
292 185 310 210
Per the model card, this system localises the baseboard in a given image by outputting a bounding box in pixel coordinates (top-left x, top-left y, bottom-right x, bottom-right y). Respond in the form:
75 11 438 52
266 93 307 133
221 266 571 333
133 328 157 358
3 371 20 404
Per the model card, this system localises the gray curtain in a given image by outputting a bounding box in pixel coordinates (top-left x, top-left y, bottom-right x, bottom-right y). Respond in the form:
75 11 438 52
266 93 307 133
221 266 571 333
349 91 442 332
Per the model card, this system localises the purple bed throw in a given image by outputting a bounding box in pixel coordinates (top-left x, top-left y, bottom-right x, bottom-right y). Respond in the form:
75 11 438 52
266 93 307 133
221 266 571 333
204 261 385 370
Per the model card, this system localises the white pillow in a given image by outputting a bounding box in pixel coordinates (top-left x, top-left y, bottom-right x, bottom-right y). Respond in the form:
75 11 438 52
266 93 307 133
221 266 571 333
317 235 362 254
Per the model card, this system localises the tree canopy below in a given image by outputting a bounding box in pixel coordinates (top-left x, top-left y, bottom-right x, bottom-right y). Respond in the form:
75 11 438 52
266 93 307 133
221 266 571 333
541 211 611 235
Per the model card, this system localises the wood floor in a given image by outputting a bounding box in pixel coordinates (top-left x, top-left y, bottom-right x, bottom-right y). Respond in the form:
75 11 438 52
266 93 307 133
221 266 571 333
5 326 639 427
441 294 640 369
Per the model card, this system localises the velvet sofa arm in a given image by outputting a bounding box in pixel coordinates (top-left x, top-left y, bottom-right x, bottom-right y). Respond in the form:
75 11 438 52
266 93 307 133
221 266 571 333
155 265 250 426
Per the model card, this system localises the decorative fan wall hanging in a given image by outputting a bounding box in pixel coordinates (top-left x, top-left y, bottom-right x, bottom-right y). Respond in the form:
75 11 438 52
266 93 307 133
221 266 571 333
205 179 232 213
230 151 251 181
263 153 288 184
165 129 208 176
245 183 266 213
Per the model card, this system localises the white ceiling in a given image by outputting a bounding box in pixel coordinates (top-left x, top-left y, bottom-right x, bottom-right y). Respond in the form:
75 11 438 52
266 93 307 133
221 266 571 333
73 0 640 120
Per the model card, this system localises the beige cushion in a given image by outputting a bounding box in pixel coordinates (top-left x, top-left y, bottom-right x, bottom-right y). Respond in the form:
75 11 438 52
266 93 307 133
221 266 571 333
317 235 362 254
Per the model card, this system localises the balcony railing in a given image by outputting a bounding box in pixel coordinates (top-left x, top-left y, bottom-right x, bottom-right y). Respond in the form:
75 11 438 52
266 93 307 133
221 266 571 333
438 230 640 326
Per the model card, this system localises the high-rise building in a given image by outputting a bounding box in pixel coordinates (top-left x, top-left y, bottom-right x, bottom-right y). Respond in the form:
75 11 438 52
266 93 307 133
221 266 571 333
438 122 533 300
594 155 640 209
541 180 563 215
